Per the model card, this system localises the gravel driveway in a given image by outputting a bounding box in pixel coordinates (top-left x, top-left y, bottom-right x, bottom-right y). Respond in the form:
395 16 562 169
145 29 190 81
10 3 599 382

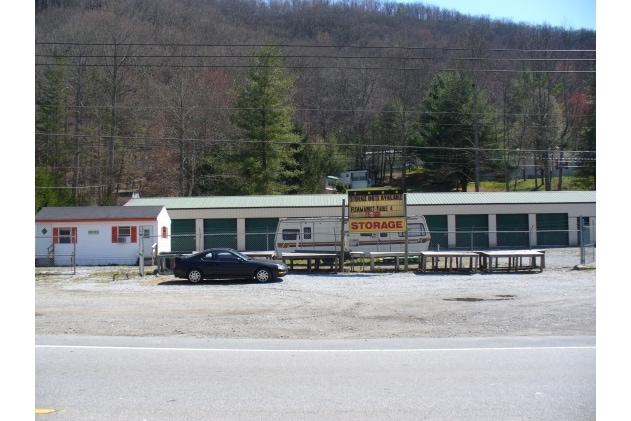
35 248 595 339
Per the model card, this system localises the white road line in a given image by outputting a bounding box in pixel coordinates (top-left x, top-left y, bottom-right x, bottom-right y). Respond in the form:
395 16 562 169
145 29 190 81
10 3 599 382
35 345 595 352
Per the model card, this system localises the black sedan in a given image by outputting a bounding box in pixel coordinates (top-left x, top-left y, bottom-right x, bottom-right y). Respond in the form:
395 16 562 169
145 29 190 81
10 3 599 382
173 248 288 283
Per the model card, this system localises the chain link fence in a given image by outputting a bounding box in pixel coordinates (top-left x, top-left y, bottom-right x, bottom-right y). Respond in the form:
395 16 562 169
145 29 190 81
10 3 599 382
36 227 595 269
424 227 594 265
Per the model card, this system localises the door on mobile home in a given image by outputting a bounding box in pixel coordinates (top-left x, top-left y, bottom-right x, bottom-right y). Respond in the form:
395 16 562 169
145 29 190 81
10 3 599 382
297 220 316 251
140 226 154 262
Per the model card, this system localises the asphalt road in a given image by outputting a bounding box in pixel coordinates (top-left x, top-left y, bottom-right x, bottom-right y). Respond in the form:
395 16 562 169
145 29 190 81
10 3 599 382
36 335 595 420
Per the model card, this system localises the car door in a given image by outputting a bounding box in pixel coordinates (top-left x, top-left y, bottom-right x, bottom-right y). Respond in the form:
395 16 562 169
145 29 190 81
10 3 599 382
215 250 245 278
197 251 219 277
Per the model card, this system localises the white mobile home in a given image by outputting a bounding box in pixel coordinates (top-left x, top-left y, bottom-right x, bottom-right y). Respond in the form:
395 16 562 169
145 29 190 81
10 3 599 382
275 215 431 257
35 206 171 266
339 170 375 189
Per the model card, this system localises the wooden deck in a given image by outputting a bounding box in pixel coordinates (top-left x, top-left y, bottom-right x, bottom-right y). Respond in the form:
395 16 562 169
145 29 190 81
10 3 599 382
251 249 547 273
419 251 480 273
242 251 277 260
346 249 546 273
279 252 339 272
477 250 545 273
366 252 408 271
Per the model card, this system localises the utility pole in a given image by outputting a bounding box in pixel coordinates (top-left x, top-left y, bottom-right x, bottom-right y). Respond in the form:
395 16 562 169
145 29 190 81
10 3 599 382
400 107 407 192
473 83 480 192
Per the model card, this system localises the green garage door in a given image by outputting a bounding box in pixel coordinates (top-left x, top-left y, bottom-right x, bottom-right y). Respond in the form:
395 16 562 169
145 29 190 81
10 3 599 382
171 219 196 252
424 215 448 250
456 214 489 249
536 213 569 246
497 214 530 248
204 219 237 249
245 218 278 251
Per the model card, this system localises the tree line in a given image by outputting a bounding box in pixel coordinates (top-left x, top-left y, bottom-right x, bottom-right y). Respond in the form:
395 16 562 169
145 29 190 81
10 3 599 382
35 0 596 211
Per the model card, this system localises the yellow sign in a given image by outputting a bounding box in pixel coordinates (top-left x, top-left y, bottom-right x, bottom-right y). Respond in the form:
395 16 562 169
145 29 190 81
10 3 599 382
347 188 406 233
348 188 405 218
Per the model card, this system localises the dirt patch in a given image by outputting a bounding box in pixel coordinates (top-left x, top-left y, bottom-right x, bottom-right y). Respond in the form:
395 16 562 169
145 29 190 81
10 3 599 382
35 248 595 339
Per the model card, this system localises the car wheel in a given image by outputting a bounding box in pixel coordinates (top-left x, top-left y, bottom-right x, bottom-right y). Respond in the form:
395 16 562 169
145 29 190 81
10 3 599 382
254 268 271 283
187 269 203 283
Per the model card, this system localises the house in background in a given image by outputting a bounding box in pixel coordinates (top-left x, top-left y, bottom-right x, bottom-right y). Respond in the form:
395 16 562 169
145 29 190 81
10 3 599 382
321 175 340 193
116 188 141 205
338 169 375 189
35 206 171 266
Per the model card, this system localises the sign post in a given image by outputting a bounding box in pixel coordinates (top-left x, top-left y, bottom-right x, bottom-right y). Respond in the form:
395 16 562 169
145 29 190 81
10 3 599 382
348 188 408 269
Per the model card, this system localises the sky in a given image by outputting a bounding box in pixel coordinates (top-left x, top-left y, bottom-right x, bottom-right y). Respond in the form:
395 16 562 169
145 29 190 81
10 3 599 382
414 0 596 30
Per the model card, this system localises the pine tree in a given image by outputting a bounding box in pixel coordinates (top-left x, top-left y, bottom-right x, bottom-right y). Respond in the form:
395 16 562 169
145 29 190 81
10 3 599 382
419 71 496 191
230 45 301 195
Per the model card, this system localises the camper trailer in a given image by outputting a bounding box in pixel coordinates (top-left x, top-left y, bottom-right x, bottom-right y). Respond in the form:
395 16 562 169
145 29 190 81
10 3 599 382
274 216 431 257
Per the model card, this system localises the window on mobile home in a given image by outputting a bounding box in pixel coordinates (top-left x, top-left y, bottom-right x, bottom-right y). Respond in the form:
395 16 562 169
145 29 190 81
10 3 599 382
118 226 131 243
282 229 300 240
58 228 73 244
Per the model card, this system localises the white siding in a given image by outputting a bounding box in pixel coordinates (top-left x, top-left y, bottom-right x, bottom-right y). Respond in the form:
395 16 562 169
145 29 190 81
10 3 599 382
35 209 172 266
35 223 53 258
155 208 172 255
71 222 143 265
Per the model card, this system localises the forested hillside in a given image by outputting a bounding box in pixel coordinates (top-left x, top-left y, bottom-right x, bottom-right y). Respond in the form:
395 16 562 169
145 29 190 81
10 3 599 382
35 0 596 210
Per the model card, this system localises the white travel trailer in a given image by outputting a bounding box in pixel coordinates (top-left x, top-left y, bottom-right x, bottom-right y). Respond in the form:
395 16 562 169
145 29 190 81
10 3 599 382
275 216 431 257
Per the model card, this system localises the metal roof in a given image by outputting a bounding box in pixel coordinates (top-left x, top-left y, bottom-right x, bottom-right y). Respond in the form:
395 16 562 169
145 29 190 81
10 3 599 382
124 191 595 210
406 191 596 205
36 206 166 221
123 195 343 209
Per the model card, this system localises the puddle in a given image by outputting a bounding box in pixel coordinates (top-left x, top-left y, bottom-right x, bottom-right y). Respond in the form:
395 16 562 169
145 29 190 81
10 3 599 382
444 295 515 302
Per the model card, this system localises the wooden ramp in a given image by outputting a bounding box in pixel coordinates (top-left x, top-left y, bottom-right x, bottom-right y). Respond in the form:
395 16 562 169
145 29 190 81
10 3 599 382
279 252 339 272
477 250 545 273
419 251 480 273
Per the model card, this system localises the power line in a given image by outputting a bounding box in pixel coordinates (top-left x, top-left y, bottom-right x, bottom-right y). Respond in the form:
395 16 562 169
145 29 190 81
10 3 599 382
35 53 595 62
35 41 595 53
34 62 595 73
33 103 597 120
33 133 597 156
35 42 595 72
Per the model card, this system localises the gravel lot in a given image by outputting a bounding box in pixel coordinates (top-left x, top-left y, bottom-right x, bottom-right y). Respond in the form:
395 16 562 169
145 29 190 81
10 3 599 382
35 248 595 339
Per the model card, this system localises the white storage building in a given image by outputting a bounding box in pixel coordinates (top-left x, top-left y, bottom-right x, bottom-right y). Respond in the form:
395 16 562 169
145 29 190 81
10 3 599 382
35 206 171 266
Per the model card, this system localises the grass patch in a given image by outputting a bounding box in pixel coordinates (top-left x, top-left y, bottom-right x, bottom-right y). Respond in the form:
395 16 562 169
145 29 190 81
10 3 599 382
399 168 594 192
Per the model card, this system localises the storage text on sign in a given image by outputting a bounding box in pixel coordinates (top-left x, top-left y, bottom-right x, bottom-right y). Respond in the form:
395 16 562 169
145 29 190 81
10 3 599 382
349 217 407 233
347 188 406 233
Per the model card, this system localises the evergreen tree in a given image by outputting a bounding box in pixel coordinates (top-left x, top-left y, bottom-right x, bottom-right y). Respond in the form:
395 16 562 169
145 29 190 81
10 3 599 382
419 71 496 191
35 57 69 168
576 77 596 188
229 45 301 195
35 58 77 210
288 129 347 193
35 167 74 212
